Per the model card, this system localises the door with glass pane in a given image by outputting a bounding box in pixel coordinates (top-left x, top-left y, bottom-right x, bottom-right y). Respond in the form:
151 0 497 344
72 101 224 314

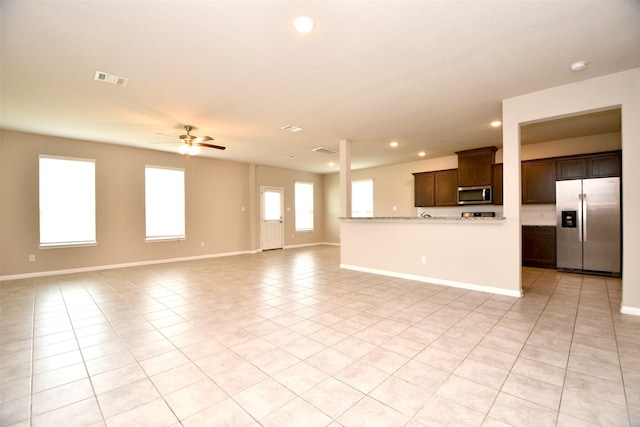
261 187 283 250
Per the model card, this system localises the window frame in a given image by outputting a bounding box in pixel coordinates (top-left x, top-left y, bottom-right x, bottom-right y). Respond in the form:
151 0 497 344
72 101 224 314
38 154 97 249
294 181 314 232
351 178 374 218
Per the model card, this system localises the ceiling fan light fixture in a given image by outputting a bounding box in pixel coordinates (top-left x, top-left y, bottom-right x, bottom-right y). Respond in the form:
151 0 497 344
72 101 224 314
178 144 190 155
188 145 201 155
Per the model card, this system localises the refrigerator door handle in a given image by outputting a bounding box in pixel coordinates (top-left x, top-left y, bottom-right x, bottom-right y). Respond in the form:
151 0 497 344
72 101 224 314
583 193 587 242
577 194 583 242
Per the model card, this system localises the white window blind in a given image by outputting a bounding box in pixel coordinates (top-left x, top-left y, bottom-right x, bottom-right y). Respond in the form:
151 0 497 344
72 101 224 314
39 155 96 247
145 166 185 240
352 179 374 217
295 181 314 231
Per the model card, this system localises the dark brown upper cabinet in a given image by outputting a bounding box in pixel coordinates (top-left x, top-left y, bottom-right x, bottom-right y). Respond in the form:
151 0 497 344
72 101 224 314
413 169 458 207
557 151 621 180
456 146 498 187
434 169 458 206
413 172 435 207
522 159 556 204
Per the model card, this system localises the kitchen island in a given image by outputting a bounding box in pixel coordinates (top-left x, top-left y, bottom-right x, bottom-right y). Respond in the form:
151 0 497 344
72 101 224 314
339 216 521 297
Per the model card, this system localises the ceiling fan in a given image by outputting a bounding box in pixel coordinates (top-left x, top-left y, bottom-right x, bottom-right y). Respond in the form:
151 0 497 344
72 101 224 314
157 125 226 156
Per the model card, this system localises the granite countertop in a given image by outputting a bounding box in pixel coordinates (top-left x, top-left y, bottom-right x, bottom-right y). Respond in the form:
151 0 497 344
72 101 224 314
340 216 506 221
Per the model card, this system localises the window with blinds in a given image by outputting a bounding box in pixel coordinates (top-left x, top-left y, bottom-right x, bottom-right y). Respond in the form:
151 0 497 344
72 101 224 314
145 166 185 241
39 155 96 247
295 181 314 232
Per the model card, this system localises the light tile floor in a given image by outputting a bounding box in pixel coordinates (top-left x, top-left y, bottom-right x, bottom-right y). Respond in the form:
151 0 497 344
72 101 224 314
1 245 639 426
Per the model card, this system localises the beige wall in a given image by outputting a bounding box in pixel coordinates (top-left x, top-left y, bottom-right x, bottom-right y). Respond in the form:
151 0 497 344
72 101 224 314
323 173 341 244
499 132 621 162
254 165 325 249
0 130 325 278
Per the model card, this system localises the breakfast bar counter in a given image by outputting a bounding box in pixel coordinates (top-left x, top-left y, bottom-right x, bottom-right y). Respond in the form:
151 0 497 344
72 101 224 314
339 215 521 297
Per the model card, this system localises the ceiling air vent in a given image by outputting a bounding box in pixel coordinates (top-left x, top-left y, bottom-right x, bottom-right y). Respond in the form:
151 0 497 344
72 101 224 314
94 71 128 86
312 147 338 155
281 125 303 133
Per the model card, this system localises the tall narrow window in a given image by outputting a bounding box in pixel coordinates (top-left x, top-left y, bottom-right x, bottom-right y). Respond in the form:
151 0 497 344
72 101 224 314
145 166 185 240
352 179 374 217
295 181 314 232
39 155 96 247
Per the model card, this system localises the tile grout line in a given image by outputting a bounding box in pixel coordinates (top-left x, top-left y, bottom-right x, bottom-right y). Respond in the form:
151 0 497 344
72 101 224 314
61 283 109 426
607 276 634 427
28 284 36 427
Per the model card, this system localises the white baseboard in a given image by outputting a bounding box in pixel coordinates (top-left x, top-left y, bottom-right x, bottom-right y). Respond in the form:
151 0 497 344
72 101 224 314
284 242 340 249
0 250 252 281
340 264 523 297
620 305 640 316
0 243 341 281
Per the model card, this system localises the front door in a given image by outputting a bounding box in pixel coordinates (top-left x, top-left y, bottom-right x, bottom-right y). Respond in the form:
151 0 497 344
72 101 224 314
261 186 283 250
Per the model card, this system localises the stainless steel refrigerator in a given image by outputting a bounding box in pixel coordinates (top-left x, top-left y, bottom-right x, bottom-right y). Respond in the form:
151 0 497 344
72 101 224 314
556 177 621 276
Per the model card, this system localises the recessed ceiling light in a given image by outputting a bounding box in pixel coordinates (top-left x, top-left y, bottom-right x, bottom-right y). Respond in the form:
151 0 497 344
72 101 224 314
418 151 426 157
293 16 314 33
570 61 587 72
390 141 398 148
491 121 502 127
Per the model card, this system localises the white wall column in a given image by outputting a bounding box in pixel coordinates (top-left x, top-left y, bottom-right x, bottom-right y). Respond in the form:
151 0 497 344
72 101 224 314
339 139 352 218
249 163 258 252
502 100 523 296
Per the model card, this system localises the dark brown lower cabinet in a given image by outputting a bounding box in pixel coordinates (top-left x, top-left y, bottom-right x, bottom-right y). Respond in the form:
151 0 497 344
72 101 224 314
522 226 557 269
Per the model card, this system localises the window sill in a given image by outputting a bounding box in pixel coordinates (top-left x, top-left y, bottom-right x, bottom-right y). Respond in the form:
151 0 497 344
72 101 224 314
145 237 186 243
39 242 97 249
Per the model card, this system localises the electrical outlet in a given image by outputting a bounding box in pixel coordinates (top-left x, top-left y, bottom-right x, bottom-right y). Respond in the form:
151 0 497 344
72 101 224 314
200 242 205 248
421 255 427 264
392 205 398 211
29 254 36 262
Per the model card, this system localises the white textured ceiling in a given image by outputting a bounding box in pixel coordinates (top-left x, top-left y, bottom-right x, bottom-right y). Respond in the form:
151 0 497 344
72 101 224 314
2 1 639 173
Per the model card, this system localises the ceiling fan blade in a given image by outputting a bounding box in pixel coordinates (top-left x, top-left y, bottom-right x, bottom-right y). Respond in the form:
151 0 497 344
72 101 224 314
196 142 226 150
156 132 180 140
194 136 213 143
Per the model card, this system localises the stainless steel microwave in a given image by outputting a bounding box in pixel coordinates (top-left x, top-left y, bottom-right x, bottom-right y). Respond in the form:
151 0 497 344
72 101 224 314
458 185 492 205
